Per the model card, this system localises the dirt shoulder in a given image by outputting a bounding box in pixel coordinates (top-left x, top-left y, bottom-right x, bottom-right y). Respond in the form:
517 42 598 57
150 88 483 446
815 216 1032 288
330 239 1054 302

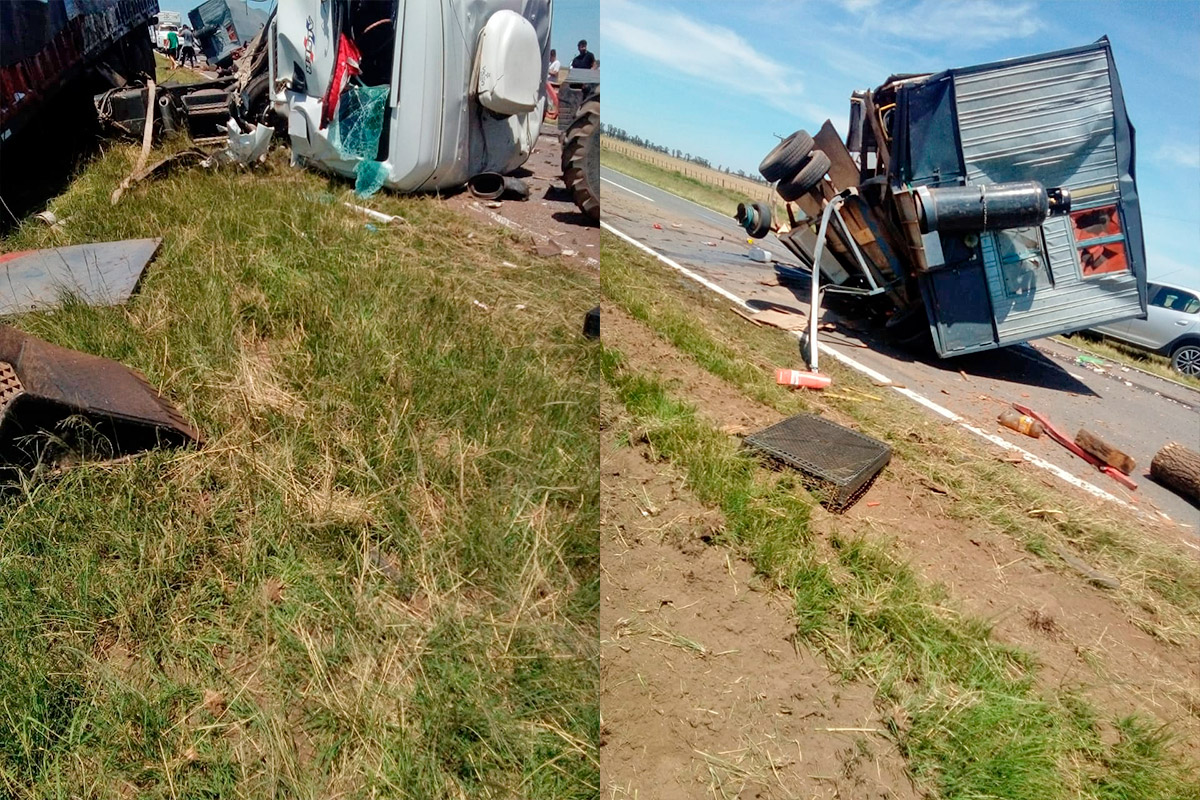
601 419 916 799
604 302 1200 760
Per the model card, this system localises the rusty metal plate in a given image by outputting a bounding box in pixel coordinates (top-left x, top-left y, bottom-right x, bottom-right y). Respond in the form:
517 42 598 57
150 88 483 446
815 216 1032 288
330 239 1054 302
0 325 199 467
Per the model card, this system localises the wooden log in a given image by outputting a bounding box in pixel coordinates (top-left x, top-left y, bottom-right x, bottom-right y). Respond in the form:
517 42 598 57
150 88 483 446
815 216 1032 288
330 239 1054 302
1150 442 1200 503
1074 429 1136 475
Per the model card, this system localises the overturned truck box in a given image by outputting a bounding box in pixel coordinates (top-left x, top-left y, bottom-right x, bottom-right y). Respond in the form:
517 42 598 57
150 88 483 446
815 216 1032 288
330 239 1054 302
270 0 551 193
747 38 1147 358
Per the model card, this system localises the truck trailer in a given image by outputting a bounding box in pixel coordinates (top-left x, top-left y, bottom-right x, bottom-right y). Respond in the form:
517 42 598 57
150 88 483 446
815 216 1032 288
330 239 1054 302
741 38 1147 360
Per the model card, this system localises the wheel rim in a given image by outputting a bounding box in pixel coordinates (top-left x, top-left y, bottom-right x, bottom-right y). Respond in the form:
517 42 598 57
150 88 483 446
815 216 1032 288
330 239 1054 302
1174 346 1200 375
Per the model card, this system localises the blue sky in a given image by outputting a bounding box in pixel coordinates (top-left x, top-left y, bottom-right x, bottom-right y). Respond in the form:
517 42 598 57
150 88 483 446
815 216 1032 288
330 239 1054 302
601 0 1200 287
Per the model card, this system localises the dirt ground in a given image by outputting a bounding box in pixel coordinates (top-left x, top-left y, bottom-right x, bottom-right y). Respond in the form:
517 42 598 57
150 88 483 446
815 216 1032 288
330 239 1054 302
602 304 1200 770
447 128 600 267
601 427 918 799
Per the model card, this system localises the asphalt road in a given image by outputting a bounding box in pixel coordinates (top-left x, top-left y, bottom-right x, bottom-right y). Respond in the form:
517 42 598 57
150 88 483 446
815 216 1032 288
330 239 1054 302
602 165 1200 531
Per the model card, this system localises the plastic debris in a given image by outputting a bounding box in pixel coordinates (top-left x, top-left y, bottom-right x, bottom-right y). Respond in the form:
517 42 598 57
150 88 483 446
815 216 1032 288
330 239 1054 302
222 117 272 166
776 368 831 390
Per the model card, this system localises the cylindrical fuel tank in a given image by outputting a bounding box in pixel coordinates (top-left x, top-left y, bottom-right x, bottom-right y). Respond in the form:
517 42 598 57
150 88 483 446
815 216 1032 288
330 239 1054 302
916 181 1064 233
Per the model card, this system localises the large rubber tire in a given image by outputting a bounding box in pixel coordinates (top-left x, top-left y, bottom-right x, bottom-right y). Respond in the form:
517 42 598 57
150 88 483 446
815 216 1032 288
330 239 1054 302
778 149 831 202
747 201 772 238
563 96 600 222
1170 341 1200 376
759 130 813 183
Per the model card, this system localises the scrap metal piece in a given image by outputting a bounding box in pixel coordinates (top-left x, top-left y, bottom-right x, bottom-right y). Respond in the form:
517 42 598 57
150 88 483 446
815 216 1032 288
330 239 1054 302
0 238 161 316
744 414 890 511
0 325 199 467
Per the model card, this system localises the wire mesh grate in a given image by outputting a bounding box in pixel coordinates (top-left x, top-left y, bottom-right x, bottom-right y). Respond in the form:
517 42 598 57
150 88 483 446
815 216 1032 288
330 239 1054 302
743 414 890 511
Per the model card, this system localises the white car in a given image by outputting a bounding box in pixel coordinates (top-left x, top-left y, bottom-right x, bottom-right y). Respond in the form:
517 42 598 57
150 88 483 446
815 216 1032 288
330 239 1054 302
1090 281 1200 376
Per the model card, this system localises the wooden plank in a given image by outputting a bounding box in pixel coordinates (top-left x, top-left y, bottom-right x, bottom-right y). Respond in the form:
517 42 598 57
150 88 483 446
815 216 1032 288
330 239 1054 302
751 308 808 331
813 120 860 192
1074 429 1136 475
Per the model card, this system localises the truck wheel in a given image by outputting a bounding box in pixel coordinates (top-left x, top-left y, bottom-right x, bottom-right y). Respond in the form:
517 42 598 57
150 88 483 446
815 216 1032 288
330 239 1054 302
563 96 600 222
777 150 831 202
759 130 813 183
1170 342 1200 376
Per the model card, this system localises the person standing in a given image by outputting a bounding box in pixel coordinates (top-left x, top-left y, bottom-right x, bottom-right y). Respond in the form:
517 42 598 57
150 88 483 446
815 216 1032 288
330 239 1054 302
166 28 180 66
179 26 197 68
547 49 561 83
571 39 595 69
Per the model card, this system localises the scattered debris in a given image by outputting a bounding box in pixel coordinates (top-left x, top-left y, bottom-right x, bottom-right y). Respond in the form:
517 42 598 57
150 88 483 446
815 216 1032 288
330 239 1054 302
776 368 831 390
1054 544 1121 590
1013 403 1137 490
34 211 66 230
472 300 489 311
584 306 600 339
110 149 210 205
748 245 770 263
997 408 1044 438
730 307 763 327
653 223 663 230
0 325 199 470
743 414 890 511
703 241 717 247
1149 442 1200 503
1076 354 1107 367
752 307 807 331
214 117 272 166
344 203 406 225
1074 429 1135 475
467 173 531 201
0 239 160 316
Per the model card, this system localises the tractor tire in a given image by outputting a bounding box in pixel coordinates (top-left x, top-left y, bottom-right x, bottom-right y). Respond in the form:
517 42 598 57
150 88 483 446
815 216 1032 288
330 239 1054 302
563 95 600 222
758 130 813 183
778 149 831 202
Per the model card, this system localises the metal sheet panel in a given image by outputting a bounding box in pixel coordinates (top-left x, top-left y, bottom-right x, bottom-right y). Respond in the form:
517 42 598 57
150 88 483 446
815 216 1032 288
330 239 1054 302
954 43 1143 344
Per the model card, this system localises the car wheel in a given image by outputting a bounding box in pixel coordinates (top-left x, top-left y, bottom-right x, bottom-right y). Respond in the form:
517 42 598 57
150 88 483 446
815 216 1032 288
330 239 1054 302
758 130 813 183
1170 342 1200 376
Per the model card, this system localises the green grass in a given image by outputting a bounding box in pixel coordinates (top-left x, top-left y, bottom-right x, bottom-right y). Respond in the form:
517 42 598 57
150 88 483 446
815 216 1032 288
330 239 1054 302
1053 332 1200 391
599 141 770 217
154 52 208 86
600 344 1199 800
602 232 1200 646
0 144 598 798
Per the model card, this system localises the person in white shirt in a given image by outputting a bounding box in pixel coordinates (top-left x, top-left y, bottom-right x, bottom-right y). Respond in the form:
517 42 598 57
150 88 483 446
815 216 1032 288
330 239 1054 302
547 49 561 83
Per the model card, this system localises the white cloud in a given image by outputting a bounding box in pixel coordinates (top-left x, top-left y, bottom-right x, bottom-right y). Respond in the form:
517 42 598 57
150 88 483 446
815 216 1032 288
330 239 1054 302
1152 140 1200 170
601 0 802 113
847 0 1044 46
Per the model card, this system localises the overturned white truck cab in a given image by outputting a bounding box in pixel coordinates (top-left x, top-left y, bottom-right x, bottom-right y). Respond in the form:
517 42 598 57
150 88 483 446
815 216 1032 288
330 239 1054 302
269 0 551 192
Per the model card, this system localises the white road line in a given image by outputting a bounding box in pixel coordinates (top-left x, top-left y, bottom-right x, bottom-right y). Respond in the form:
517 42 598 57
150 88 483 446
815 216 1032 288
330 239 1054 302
604 166 795 263
601 220 1138 514
601 176 655 202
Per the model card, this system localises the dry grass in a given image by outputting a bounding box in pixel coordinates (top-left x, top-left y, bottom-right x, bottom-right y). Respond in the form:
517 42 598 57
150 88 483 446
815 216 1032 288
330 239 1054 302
0 140 599 798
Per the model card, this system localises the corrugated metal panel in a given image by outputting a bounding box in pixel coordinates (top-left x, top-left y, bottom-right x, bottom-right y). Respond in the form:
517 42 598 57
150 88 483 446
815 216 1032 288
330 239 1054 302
983 217 1140 343
955 46 1141 344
